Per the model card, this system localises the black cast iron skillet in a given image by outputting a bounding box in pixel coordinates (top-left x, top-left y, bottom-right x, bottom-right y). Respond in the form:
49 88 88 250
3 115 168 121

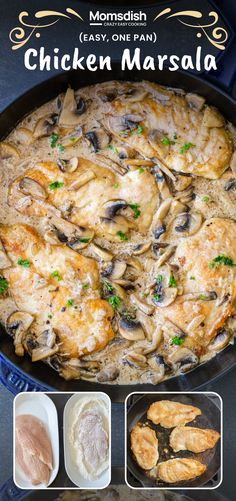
0 66 236 399
126 393 221 488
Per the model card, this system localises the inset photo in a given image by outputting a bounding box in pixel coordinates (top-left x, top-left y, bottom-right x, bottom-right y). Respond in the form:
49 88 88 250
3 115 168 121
13 392 111 490
125 392 222 490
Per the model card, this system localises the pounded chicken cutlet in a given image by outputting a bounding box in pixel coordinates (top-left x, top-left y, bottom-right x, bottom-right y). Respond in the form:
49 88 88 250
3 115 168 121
130 423 159 470
157 458 206 483
170 426 220 453
147 400 201 428
15 414 53 486
0 224 114 360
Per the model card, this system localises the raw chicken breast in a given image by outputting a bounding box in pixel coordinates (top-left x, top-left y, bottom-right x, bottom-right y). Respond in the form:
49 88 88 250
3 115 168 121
15 414 53 486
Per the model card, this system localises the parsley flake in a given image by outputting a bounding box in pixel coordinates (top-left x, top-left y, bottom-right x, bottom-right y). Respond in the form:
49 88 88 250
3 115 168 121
108 295 121 309
17 258 30 268
51 270 62 281
66 299 74 307
49 133 58 149
169 273 177 288
48 181 63 190
116 231 128 241
0 277 8 295
129 203 141 219
57 143 65 153
79 237 89 243
209 254 236 269
172 335 185 346
138 167 145 174
202 195 209 203
179 142 196 154
156 274 163 284
107 144 118 154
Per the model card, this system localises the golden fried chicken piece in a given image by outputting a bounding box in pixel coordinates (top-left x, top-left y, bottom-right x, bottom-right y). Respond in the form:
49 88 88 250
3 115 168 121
130 423 159 470
147 400 201 428
170 426 220 453
157 458 206 483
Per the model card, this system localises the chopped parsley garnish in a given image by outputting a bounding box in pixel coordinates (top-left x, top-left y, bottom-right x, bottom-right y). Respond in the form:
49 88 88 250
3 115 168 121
209 254 236 269
49 132 58 149
114 182 119 189
198 293 207 300
79 237 89 243
17 258 30 268
103 281 113 293
156 274 163 284
48 181 63 190
70 137 76 142
173 132 177 140
161 136 176 146
172 335 185 346
51 270 62 281
190 276 196 280
129 203 141 219
138 167 145 174
202 195 209 203
135 125 143 135
169 273 177 288
179 142 196 154
48 314 53 319
57 143 65 153
153 293 161 302
107 144 118 154
108 294 121 309
0 277 8 295
82 283 89 289
66 299 74 307
116 231 128 241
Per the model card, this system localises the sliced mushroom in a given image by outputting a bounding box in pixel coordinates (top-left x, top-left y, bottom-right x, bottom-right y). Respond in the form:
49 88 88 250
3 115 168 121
174 211 202 236
0 240 11 269
202 106 225 128
172 174 192 192
15 127 33 145
85 128 110 152
37 328 56 348
60 127 82 148
109 261 127 280
136 310 155 341
32 344 59 362
230 151 236 176
58 88 86 128
95 153 128 176
155 199 172 222
186 93 205 111
127 257 143 272
96 366 120 382
224 178 236 191
124 352 147 369
46 215 94 249
118 317 145 341
152 287 178 307
133 242 151 256
142 326 163 355
90 243 113 261
140 369 165 385
130 293 154 315
153 224 166 240
33 114 58 138
102 199 127 219
178 291 217 302
168 347 198 372
56 157 78 173
155 246 176 268
0 142 20 159
19 177 47 200
7 311 34 357
208 329 232 351
68 170 96 190
100 215 132 237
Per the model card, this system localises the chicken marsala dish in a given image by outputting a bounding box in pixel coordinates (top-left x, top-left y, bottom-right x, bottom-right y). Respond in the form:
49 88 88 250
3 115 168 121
0 80 236 384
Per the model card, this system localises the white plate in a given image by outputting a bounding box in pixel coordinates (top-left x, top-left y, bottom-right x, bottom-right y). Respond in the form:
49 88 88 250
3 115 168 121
63 392 111 488
14 392 59 489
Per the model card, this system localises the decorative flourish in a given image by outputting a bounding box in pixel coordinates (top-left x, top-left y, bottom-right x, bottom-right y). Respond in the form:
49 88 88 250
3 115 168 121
154 9 228 50
9 8 84 50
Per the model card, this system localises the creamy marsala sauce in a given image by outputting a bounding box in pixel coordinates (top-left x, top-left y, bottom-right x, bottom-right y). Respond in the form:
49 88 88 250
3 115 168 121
0 80 236 384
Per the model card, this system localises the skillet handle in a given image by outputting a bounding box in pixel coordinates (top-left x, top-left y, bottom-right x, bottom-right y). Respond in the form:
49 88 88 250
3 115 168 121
0 477 27 501
0 354 49 394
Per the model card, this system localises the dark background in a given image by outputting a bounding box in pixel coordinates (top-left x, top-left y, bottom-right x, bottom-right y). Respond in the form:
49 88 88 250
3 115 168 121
0 0 236 500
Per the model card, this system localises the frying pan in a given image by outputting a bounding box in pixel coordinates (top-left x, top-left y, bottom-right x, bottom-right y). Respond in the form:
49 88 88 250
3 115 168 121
0 66 236 399
126 393 221 488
